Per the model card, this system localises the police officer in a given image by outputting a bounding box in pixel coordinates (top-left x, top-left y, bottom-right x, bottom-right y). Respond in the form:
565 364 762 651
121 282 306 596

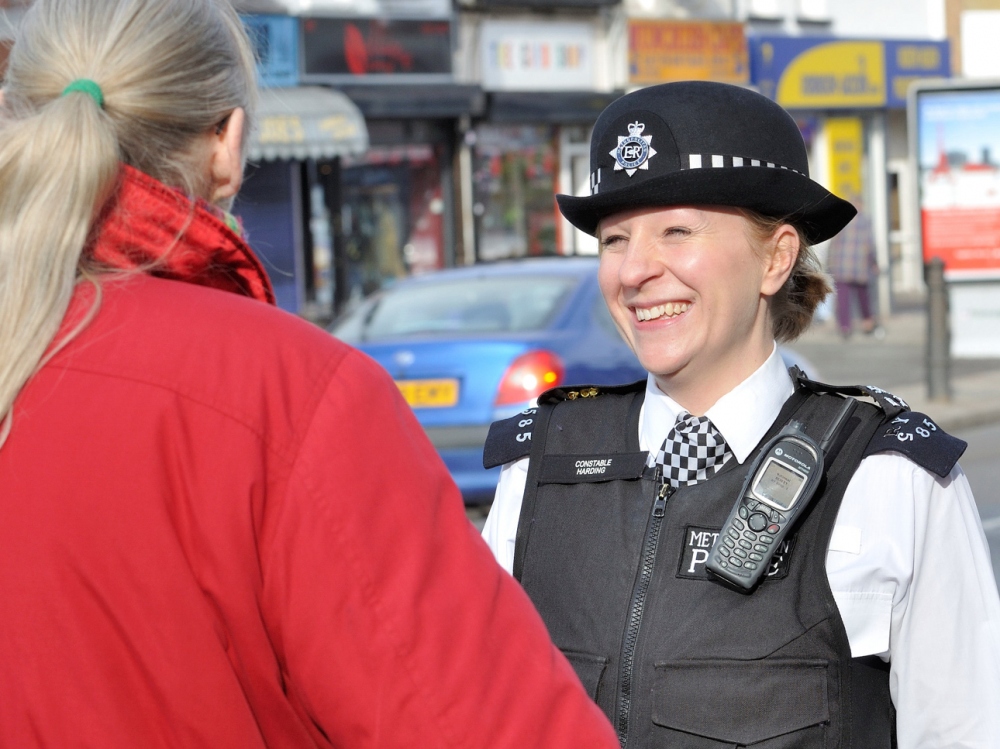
482 81 1000 749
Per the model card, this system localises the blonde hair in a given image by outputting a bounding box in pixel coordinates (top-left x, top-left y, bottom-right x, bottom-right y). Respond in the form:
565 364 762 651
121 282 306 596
0 0 257 448
738 209 832 342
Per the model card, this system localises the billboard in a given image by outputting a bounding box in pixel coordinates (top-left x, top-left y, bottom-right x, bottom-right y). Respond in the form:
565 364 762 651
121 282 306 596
481 20 594 91
629 20 748 86
913 83 1000 280
301 18 452 79
751 37 949 109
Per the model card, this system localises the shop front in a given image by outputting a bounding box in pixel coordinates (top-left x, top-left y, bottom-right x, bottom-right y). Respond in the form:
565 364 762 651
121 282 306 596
239 84 369 317
471 17 617 259
301 12 483 314
750 36 951 304
236 15 371 320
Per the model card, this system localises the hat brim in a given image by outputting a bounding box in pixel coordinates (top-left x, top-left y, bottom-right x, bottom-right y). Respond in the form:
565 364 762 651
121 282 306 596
557 167 855 245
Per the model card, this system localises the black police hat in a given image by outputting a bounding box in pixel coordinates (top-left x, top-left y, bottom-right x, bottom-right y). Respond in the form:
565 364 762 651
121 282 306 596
556 81 855 244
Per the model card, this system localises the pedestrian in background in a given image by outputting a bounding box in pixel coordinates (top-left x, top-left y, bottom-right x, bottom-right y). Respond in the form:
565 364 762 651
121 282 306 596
825 196 883 338
0 1 619 747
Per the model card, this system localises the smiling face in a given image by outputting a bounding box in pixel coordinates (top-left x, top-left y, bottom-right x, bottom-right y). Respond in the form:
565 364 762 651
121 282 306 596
597 205 797 414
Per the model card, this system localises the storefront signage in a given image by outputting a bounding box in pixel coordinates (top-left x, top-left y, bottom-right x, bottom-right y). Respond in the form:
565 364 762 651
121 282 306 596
242 15 299 88
825 117 864 199
884 41 949 107
481 21 594 91
302 18 452 79
914 84 1000 281
751 37 949 109
628 20 748 85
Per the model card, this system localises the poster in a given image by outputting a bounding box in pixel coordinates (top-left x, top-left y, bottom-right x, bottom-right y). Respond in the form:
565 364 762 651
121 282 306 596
916 85 1000 280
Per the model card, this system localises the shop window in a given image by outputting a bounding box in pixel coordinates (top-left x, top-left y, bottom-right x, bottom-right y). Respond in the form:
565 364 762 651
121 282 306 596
473 125 559 261
336 144 446 310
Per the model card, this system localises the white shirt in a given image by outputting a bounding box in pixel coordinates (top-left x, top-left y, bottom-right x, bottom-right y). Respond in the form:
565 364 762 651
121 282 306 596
483 346 1000 749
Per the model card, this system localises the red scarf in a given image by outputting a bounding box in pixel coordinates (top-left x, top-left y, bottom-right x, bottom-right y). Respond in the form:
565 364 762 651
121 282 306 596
86 165 275 305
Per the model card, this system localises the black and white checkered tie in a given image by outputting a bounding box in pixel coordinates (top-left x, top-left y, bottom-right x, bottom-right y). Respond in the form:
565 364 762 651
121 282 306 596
654 412 733 489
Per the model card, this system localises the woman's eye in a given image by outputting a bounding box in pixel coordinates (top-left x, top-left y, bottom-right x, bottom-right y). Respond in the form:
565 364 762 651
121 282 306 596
600 235 627 250
664 226 690 237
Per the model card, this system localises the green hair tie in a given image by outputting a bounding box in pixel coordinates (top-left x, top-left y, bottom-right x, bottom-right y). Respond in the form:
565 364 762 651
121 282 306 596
62 79 104 109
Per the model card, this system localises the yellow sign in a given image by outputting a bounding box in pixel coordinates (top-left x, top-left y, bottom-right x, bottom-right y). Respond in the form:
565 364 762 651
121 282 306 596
258 115 306 144
318 114 361 141
825 117 863 200
776 41 885 108
628 20 748 85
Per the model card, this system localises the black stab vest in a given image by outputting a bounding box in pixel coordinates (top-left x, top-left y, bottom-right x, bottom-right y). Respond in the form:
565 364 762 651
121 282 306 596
513 384 896 749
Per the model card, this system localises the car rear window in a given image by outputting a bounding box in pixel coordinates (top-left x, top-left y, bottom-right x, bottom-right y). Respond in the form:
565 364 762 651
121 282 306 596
333 274 578 342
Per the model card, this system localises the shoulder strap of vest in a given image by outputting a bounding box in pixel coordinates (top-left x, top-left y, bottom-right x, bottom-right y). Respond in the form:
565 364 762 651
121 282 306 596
791 366 967 478
791 366 909 418
482 379 646 469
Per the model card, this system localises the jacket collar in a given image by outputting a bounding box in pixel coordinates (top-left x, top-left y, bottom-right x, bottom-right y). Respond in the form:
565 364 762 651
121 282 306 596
86 164 275 305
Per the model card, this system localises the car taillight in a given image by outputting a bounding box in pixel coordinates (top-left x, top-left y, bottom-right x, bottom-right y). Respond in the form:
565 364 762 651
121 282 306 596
494 350 565 407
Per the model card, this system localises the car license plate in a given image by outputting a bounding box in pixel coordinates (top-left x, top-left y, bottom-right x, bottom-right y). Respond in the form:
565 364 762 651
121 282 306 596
395 378 459 408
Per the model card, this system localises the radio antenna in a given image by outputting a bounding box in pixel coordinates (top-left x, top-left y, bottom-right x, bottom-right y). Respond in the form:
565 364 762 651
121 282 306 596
819 397 857 453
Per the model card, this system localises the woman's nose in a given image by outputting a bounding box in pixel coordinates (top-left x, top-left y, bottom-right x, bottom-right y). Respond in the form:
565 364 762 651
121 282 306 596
617 237 662 289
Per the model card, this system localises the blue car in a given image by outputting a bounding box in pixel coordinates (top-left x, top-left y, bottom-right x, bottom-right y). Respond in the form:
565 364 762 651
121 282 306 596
330 257 648 504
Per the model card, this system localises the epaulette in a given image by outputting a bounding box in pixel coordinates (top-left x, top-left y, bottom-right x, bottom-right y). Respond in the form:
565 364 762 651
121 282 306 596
792 368 967 478
863 412 967 478
483 405 540 469
482 380 645 469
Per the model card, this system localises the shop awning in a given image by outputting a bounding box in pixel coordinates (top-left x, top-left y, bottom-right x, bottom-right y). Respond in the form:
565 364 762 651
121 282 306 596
248 86 369 162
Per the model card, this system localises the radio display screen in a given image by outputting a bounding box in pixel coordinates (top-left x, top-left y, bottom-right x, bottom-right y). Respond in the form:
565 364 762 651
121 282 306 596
753 459 805 510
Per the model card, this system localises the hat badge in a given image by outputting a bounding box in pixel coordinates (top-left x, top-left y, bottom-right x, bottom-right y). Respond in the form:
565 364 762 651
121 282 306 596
611 121 657 177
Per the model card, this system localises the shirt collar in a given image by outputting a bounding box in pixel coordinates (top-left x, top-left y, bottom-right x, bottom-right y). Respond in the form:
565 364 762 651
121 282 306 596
638 345 795 464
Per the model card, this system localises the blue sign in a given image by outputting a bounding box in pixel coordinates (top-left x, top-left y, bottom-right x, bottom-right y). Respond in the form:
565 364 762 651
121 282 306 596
750 36 949 110
242 15 299 89
883 40 951 107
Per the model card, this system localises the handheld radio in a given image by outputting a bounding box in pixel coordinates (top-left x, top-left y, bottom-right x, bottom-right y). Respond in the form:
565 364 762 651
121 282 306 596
705 397 857 592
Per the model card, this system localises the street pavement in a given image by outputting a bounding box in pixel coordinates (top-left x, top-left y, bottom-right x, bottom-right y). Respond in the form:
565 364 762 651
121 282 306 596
787 309 1000 433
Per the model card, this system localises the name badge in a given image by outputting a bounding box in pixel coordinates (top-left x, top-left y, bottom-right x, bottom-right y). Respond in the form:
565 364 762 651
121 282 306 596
538 452 649 484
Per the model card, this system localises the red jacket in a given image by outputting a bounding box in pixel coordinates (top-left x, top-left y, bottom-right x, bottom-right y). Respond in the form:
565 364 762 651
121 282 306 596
0 167 618 749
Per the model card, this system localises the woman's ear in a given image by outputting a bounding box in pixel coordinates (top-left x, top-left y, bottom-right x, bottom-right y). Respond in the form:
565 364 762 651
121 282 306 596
760 224 799 296
208 107 245 205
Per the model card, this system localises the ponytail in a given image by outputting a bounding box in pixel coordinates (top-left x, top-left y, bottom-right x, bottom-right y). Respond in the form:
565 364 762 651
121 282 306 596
0 0 256 447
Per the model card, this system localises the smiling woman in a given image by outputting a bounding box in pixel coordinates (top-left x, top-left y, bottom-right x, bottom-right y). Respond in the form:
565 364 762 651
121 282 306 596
596 205 795 414
482 81 1000 749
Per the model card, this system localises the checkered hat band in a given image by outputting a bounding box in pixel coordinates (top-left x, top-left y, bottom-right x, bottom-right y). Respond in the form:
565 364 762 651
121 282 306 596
589 154 802 196
684 153 803 175
653 412 733 489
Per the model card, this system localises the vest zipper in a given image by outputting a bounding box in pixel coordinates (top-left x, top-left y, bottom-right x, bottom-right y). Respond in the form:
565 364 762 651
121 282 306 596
616 476 673 747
